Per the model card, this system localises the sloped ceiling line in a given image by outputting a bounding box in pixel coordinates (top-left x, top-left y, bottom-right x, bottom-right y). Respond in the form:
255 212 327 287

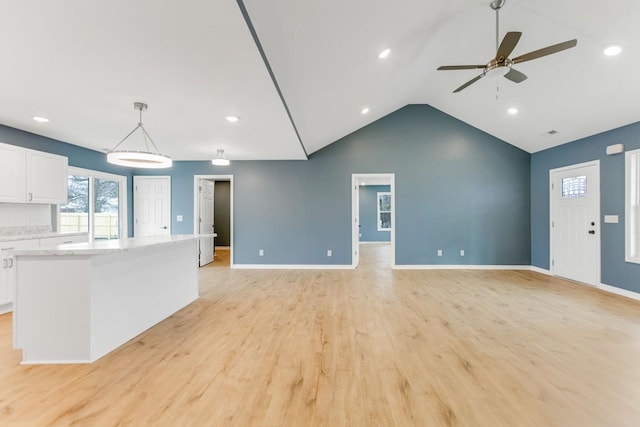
235 0 309 159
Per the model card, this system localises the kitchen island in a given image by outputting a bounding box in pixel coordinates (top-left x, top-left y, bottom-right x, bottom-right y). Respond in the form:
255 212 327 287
12 235 206 364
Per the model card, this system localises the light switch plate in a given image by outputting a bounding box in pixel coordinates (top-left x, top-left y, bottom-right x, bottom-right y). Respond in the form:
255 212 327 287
177 215 183 222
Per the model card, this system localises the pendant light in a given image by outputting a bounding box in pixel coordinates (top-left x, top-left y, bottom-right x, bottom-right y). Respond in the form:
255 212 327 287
106 102 172 168
211 149 230 166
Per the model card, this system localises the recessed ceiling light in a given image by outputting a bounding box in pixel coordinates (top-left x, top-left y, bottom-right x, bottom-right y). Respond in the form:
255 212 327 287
508 107 518 115
361 107 370 115
226 115 239 122
33 116 49 123
603 44 622 56
378 48 391 59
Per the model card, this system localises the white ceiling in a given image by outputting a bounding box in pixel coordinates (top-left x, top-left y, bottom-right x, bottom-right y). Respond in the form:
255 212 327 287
1 0 639 160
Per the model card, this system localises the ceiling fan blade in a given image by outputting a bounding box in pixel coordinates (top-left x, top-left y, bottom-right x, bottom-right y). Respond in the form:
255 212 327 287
504 68 527 83
496 32 522 59
437 65 486 70
512 39 577 64
453 74 484 93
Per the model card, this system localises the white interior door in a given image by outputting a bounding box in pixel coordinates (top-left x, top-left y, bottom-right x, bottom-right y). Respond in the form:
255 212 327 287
134 176 171 237
550 162 600 286
351 177 360 268
198 180 215 266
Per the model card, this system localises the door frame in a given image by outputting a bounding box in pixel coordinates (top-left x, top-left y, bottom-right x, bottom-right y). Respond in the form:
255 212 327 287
133 175 171 237
351 173 395 268
549 160 601 285
193 174 234 267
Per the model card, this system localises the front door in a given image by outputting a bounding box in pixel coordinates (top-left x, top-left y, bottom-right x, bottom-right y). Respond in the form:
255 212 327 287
550 162 600 285
134 176 171 237
199 180 215 266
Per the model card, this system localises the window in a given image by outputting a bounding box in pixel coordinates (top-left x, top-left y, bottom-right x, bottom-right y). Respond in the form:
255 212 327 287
377 192 391 231
562 175 587 198
59 167 127 241
626 149 640 263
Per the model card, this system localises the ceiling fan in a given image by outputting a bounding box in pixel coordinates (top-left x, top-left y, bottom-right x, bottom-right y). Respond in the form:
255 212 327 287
437 0 577 93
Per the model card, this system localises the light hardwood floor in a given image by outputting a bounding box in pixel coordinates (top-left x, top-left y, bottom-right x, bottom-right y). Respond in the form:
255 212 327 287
1 244 639 426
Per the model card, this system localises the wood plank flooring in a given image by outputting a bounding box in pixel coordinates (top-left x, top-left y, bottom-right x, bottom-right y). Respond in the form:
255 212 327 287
1 244 639 426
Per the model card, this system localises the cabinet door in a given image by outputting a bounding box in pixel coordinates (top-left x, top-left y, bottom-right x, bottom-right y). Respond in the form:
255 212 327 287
26 150 68 204
0 239 40 311
0 258 9 308
0 142 27 203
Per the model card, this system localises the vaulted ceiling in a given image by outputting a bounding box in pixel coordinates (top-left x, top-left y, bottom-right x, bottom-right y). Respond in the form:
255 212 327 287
1 0 638 160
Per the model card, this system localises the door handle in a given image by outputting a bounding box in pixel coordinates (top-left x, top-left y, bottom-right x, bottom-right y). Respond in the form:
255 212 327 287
162 226 168 229
588 230 596 235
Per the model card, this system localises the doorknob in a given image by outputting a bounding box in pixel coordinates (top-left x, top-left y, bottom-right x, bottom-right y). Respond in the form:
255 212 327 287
162 226 168 229
588 230 595 235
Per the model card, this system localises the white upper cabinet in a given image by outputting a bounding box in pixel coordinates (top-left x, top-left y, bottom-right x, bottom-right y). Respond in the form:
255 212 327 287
26 149 68 204
0 142 68 205
0 143 27 203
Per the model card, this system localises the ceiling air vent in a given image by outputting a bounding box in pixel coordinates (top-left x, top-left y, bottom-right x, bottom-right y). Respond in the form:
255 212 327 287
546 130 558 136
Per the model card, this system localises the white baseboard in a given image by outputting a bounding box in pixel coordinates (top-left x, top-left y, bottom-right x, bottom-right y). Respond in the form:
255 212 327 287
21 359 92 365
529 266 552 275
358 241 391 245
232 264 353 270
393 264 532 270
598 283 640 302
0 302 11 315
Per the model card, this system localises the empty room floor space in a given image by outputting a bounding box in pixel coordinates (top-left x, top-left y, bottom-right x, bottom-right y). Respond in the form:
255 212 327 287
1 244 639 426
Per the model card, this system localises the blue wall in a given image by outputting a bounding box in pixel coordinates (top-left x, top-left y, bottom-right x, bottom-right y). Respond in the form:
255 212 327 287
531 121 640 293
359 185 391 242
137 104 531 266
0 124 135 236
5 105 637 290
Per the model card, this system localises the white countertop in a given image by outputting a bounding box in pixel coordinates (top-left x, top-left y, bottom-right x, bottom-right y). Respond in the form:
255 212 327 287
0 231 88 243
11 234 214 256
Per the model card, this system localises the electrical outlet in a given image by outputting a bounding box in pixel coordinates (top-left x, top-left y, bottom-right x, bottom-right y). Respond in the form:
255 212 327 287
327 249 332 257
259 249 264 256
437 249 443 257
460 250 465 256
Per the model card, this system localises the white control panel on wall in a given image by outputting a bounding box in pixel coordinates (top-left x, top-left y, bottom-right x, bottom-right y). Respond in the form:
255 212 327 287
604 215 619 224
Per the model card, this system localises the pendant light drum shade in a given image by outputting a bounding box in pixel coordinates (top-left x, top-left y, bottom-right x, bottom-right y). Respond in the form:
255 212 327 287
107 102 172 168
212 149 230 166
106 150 172 168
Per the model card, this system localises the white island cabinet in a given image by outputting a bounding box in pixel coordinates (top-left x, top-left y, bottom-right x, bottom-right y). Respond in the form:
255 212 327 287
12 235 204 364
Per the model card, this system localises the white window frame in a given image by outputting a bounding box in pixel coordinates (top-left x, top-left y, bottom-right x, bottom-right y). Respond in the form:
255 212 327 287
58 166 128 241
626 149 640 263
377 191 391 231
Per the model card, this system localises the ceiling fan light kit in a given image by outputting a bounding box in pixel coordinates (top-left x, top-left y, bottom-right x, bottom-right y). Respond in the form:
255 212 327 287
107 102 172 169
438 0 577 93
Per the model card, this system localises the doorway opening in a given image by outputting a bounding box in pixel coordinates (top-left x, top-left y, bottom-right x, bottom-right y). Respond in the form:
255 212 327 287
193 175 233 268
549 161 600 286
351 173 395 268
